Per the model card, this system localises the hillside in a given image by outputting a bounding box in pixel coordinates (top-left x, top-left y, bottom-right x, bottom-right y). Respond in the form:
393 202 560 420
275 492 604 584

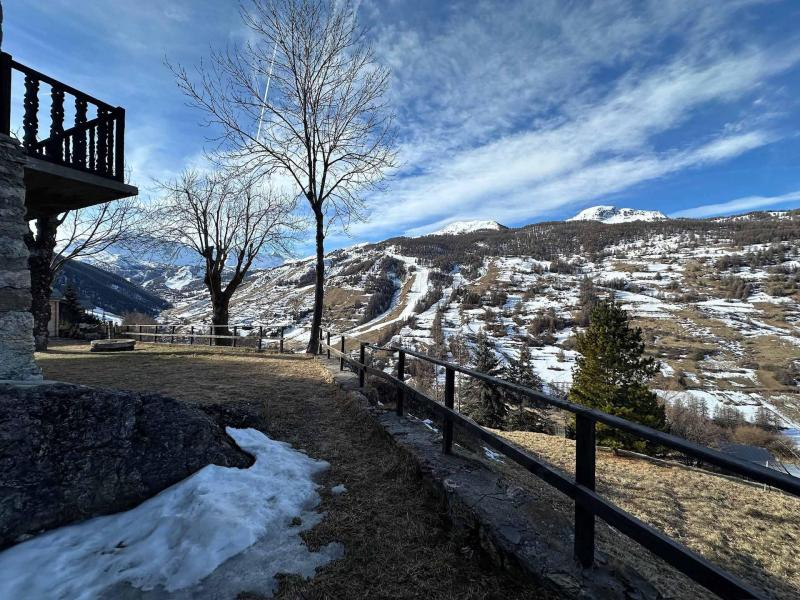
55 260 170 318
156 209 800 451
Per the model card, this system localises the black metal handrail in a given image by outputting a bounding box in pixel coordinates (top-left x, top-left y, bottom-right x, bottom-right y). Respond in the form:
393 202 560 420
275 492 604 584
0 51 125 182
318 329 800 599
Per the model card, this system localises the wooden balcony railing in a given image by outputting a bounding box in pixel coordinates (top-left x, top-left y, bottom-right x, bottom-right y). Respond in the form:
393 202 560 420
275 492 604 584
0 51 125 182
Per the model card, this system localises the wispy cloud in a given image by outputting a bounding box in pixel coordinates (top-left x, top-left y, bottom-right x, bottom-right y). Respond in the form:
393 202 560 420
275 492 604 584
344 0 800 240
670 190 800 218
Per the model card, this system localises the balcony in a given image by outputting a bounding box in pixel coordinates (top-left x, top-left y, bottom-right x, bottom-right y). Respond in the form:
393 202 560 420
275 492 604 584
0 52 138 218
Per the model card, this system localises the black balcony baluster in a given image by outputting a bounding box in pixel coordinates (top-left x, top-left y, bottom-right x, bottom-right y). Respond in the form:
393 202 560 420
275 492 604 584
106 112 114 176
48 85 64 161
96 108 107 175
74 97 87 168
88 125 96 171
22 74 39 150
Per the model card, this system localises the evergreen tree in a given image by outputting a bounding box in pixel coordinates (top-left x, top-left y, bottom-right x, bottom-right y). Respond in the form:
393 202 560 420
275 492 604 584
569 300 665 450
60 283 85 325
577 276 599 326
463 330 507 428
504 341 550 432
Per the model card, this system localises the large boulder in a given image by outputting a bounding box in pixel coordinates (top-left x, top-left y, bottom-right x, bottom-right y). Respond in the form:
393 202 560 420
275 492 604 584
0 382 253 549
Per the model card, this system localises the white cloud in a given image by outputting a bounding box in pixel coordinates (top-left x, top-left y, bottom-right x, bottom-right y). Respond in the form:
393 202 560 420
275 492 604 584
344 0 800 241
670 191 800 219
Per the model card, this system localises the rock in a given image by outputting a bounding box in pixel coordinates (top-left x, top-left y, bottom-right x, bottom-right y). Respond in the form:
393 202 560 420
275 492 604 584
90 339 135 352
0 382 253 549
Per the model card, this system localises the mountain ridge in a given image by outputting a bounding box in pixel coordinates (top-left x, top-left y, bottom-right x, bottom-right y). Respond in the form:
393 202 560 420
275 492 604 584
567 205 668 224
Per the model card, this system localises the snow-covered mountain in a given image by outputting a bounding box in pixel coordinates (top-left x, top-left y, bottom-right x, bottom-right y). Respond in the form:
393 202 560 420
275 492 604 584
427 220 506 236
567 205 668 224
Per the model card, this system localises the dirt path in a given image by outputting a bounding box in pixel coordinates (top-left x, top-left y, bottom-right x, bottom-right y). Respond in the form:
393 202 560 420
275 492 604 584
38 342 540 599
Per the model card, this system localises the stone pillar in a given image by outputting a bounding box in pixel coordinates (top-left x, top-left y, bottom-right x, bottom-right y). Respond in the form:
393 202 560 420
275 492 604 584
0 133 41 380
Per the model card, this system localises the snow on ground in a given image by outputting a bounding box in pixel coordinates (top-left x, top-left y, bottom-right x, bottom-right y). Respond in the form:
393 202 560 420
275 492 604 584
0 428 342 600
615 290 673 319
88 308 123 324
164 266 196 291
348 257 432 335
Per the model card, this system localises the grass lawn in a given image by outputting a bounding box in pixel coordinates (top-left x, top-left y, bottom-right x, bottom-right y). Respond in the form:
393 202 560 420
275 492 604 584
37 341 541 600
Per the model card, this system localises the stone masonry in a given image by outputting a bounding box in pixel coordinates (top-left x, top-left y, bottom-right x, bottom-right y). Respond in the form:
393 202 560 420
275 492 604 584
0 133 41 380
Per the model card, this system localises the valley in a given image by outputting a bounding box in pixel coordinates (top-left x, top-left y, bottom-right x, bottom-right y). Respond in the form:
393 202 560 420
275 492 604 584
81 207 800 448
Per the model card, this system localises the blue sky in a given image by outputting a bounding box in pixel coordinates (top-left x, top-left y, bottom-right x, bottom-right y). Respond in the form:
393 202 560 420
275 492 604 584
5 0 800 251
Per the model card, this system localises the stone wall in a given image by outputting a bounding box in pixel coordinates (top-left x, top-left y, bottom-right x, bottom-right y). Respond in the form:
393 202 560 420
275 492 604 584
0 134 41 380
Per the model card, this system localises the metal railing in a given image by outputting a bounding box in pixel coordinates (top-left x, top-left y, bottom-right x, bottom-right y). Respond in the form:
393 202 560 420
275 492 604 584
317 329 800 600
0 52 125 181
118 324 287 352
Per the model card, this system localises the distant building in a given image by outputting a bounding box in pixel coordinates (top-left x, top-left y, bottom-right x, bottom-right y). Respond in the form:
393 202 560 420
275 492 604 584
48 294 62 338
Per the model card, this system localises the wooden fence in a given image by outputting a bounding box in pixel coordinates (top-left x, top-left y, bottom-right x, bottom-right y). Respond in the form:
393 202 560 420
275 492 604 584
118 324 287 352
317 329 800 600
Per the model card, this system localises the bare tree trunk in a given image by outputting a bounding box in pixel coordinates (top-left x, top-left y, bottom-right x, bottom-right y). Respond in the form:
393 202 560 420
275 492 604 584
25 216 59 351
211 299 232 346
306 210 325 354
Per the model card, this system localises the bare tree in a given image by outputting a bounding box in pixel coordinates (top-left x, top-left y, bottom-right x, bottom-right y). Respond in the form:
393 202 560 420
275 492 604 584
25 198 141 351
154 170 296 344
171 0 396 352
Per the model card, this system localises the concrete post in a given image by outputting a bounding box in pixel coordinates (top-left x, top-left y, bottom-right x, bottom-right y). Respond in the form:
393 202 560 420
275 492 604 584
0 134 42 380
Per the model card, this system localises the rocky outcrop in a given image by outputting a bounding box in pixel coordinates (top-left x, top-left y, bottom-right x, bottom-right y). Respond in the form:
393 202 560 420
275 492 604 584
0 382 253 549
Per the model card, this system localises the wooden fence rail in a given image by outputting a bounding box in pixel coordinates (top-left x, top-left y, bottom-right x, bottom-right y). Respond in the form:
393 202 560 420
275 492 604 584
118 324 286 352
317 329 800 600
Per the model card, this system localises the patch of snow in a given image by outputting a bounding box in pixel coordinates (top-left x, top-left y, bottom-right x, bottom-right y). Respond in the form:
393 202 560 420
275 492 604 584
330 484 347 495
483 447 504 463
165 266 195 291
0 428 342 599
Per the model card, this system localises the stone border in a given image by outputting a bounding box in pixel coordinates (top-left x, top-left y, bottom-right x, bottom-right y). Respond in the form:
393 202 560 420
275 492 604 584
318 358 662 600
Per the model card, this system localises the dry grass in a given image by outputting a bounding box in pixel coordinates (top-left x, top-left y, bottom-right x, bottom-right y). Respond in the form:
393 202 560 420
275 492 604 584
37 342 541 600
495 430 800 600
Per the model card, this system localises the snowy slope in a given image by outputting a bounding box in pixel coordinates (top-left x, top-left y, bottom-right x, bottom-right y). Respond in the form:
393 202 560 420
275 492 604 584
567 205 667 224
427 220 506 235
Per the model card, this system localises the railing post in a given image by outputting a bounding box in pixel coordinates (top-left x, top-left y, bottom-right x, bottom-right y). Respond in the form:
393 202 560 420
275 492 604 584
138 325 142 341
443 366 455 454
340 336 345 371
396 349 405 416
280 327 285 353
233 326 237 348
326 331 331 359
574 414 596 568
209 325 213 346
190 325 194 345
318 328 324 355
171 325 175 344
115 107 125 181
359 342 366 388
0 53 12 135
258 326 263 352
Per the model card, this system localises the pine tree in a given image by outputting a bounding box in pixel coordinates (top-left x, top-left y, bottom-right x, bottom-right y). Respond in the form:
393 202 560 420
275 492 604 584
569 300 665 451
504 341 549 432
60 283 85 325
463 330 507 428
